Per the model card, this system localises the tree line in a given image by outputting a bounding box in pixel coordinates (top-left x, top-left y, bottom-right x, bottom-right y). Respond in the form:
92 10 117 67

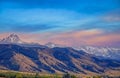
0 72 119 78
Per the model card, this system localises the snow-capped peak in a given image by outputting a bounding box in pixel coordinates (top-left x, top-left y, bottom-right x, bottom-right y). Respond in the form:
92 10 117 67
0 34 24 44
0 34 44 47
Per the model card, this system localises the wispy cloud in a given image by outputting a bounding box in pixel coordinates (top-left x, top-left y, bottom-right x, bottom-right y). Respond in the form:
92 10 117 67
0 8 85 32
0 29 120 47
101 10 120 22
1 8 120 33
0 0 120 47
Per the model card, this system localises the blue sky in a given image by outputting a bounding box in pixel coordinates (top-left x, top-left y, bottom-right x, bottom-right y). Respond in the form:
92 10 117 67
0 0 120 33
0 0 120 47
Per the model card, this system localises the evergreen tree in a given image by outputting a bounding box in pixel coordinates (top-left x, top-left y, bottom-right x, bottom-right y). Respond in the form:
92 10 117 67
35 73 39 78
71 75 77 78
62 73 71 78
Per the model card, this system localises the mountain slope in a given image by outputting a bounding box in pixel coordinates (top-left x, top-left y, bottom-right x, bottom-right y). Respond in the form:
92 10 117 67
0 34 120 74
76 46 120 60
1 34 119 61
0 44 120 74
45 42 120 61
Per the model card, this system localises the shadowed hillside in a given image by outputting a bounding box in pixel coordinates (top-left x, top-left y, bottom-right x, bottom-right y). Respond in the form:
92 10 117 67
0 44 120 75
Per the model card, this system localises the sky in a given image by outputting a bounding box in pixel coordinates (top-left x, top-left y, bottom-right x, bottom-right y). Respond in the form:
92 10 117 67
0 0 120 47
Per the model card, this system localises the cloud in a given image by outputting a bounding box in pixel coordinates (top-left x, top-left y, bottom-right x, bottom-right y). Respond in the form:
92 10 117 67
44 29 104 46
0 29 120 47
101 10 120 22
45 30 120 47
0 0 120 47
0 6 120 33
11 24 58 32
0 8 86 32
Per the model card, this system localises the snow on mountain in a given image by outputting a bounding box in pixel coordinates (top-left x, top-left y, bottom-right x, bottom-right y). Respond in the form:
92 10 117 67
45 42 66 48
45 42 57 48
0 34 120 60
75 46 120 60
0 34 43 47
0 34 24 44
45 42 120 60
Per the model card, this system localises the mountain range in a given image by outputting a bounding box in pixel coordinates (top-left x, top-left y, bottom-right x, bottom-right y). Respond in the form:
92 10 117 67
76 46 120 60
45 43 120 61
0 34 120 75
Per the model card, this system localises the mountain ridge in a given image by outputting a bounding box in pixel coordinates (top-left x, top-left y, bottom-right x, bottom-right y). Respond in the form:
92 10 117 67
0 34 120 74
0 44 120 74
0 34 120 60
45 42 120 60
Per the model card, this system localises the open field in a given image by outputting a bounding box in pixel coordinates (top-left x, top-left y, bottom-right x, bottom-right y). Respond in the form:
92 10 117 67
0 70 120 78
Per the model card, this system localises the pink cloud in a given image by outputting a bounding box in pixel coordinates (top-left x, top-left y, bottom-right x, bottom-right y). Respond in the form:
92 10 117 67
0 30 120 47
